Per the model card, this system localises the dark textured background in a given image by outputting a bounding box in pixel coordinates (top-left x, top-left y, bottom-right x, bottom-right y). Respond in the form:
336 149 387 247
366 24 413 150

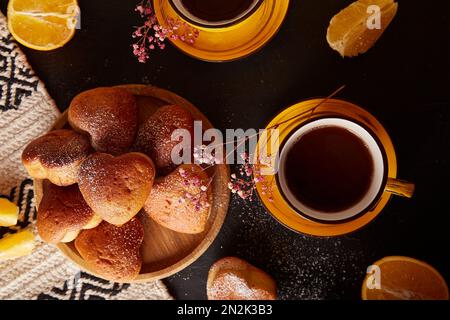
1 0 449 299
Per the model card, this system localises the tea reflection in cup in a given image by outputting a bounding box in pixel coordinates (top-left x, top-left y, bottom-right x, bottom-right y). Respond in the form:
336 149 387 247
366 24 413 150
170 0 263 28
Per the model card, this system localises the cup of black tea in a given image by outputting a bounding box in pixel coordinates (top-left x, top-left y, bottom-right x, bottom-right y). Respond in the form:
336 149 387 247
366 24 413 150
277 117 415 223
169 0 263 28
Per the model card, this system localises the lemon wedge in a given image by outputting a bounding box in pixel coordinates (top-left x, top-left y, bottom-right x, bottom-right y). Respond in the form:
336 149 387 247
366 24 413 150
0 198 19 227
0 229 35 261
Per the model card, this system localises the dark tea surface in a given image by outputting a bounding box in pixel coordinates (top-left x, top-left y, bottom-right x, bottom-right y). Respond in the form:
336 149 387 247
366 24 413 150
283 126 374 213
180 0 257 22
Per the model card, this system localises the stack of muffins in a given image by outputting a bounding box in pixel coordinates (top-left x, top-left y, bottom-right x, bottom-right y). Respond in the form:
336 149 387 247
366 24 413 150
22 87 212 282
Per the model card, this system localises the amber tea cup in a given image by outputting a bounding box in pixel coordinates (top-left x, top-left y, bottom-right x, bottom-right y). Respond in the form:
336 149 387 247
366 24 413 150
255 98 415 237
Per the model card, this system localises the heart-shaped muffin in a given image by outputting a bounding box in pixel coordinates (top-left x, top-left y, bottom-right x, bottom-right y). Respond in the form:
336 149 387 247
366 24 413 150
144 164 211 234
207 257 277 300
38 182 102 244
78 152 155 226
68 87 138 155
22 129 91 186
75 218 144 282
134 104 194 175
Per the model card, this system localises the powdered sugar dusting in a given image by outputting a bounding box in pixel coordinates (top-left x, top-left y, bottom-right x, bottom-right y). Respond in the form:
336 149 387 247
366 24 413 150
69 87 138 155
75 218 144 281
209 272 270 300
232 197 367 300
134 104 194 174
78 153 154 225
22 129 90 168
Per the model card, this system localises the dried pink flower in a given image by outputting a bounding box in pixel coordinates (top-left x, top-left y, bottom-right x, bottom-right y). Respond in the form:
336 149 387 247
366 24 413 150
225 151 275 202
132 0 199 63
176 167 212 212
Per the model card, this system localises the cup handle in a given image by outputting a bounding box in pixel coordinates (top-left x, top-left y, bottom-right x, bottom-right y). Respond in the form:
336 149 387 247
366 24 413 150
385 177 415 198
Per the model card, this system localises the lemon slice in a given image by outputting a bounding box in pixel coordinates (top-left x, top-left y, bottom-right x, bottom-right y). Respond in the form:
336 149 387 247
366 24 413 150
0 229 35 261
7 0 79 51
0 198 19 227
327 0 398 57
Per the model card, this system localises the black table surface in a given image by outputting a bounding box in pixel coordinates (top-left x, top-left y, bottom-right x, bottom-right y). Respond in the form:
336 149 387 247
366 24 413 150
2 0 449 300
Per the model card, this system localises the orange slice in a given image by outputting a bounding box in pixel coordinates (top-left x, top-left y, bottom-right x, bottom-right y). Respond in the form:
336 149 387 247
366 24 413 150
7 0 79 51
362 256 449 300
327 0 398 57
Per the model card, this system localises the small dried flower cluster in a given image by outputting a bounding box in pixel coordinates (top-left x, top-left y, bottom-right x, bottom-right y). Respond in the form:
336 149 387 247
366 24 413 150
227 153 274 202
253 163 274 202
178 167 211 212
193 144 220 166
132 0 199 63
192 143 275 203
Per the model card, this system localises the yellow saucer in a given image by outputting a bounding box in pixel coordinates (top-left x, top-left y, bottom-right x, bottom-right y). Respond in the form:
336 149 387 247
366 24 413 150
153 0 290 62
255 99 398 237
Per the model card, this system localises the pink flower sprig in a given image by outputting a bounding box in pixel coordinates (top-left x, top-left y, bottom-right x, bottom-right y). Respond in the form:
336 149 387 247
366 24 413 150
196 86 348 205
228 152 274 202
132 0 199 63
178 167 212 212
192 141 275 202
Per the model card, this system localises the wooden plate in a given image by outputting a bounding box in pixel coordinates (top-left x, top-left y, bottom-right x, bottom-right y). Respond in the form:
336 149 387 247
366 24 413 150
34 84 230 282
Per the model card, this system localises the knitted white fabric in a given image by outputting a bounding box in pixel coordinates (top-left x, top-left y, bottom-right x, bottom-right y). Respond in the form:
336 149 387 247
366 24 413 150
0 12 172 300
